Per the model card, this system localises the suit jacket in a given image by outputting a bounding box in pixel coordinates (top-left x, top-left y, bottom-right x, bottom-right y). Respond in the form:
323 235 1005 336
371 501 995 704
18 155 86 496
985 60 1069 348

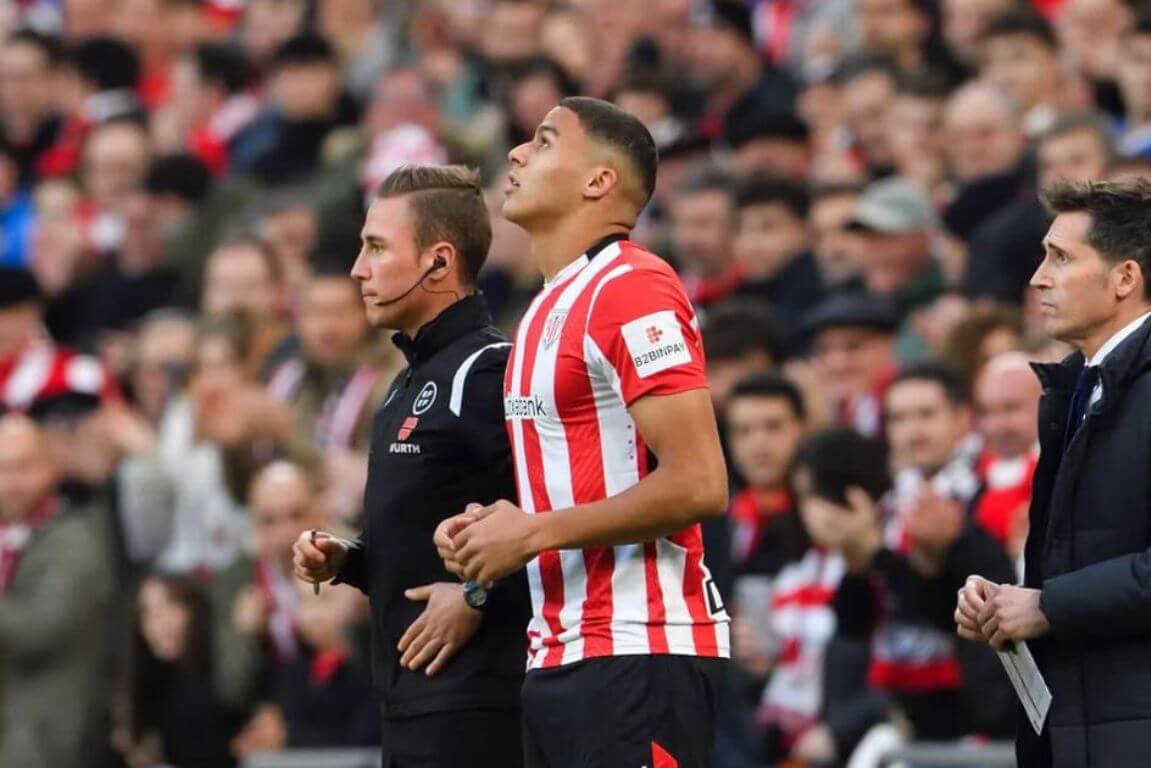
1022 316 1151 767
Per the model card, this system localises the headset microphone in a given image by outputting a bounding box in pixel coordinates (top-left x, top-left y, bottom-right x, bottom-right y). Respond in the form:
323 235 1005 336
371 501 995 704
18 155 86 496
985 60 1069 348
372 257 447 306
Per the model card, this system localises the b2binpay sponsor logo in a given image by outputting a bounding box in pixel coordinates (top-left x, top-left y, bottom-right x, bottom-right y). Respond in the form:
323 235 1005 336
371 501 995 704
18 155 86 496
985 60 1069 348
504 394 547 419
621 310 692 379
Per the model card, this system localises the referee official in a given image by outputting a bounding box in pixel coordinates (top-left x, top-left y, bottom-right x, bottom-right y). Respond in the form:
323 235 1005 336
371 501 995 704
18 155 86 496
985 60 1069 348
293 165 529 768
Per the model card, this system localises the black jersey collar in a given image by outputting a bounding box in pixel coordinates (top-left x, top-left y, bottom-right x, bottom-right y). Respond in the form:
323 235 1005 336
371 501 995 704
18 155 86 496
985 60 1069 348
392 293 493 366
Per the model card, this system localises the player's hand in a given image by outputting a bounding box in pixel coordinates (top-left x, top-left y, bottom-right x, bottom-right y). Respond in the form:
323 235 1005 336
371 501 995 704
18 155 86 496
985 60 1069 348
452 499 536 584
977 584 1050 650
292 530 349 585
397 583 483 676
435 503 489 577
955 575 997 643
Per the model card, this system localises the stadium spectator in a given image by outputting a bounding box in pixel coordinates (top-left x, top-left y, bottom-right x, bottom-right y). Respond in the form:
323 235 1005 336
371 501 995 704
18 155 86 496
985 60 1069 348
803 292 900 439
200 237 288 373
702 301 786 413
847 177 944 317
0 28 64 186
0 414 113 768
973 352 1041 561
979 10 1066 137
1115 11 1151 159
114 574 240 768
809 182 866 289
686 0 799 143
733 173 825 332
669 164 742 310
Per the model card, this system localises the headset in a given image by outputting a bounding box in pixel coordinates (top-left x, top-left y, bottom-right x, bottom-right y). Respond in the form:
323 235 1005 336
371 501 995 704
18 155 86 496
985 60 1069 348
371 256 448 306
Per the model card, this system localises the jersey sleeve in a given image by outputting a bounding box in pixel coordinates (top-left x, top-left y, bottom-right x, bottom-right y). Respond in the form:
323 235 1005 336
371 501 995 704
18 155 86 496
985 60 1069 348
585 265 708 406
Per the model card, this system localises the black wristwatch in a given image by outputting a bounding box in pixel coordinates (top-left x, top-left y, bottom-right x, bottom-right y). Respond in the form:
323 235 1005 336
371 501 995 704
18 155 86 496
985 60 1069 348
463 580 489 610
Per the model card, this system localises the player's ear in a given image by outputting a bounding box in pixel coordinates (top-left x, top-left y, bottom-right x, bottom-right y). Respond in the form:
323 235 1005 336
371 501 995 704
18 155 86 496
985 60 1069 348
582 165 618 202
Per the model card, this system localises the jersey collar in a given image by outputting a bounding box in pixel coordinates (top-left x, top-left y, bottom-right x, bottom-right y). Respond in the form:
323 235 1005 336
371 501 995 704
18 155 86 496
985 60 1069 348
544 232 629 288
392 294 493 366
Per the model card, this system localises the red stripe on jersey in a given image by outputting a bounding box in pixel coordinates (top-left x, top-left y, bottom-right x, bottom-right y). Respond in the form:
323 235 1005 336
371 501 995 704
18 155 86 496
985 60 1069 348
673 526 719 656
643 540 670 653
517 287 568 667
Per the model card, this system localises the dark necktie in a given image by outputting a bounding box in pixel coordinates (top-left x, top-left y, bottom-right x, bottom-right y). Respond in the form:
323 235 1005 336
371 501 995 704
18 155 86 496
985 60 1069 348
1064 365 1099 450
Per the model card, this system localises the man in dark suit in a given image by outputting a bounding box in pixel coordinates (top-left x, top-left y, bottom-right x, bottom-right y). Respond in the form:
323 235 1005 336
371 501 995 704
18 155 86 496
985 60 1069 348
956 179 1151 767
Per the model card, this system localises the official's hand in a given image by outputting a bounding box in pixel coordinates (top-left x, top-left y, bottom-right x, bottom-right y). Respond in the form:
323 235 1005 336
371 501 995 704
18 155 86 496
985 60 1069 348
452 499 537 584
977 584 1050 650
955 575 998 643
435 503 489 577
398 583 483 676
292 530 349 585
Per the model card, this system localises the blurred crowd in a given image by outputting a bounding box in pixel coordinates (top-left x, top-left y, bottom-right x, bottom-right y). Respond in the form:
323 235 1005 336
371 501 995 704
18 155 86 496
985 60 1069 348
1 0 1150 766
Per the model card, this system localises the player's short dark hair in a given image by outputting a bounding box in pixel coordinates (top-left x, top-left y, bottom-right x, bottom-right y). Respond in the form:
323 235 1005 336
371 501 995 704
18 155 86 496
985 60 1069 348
890 360 971 407
71 37 140 91
792 428 891 506
981 10 1058 50
191 42 250 95
559 96 659 211
735 174 810 220
703 301 786 364
894 71 951 100
1043 179 1151 298
7 28 64 67
146 154 212 205
272 33 337 70
730 372 806 421
376 165 492 286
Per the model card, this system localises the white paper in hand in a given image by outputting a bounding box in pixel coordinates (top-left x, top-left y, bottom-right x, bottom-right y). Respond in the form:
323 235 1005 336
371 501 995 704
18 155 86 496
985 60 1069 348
997 641 1052 734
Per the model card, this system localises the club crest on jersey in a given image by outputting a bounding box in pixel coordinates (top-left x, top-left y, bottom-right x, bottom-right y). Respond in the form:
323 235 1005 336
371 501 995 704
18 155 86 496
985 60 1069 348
542 309 568 350
621 310 692 379
412 382 437 415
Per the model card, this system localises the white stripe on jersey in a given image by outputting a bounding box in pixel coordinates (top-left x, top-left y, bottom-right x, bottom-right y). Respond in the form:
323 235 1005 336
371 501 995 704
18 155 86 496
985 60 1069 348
449 342 511 416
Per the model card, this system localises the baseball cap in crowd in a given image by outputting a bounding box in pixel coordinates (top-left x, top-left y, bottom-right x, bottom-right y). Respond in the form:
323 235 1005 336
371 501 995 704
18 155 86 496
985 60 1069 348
0 267 42 309
802 292 900 339
847 178 937 235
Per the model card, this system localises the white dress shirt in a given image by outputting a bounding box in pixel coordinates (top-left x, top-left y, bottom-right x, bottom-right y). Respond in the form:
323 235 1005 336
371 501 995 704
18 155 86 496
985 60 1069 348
1085 311 1151 408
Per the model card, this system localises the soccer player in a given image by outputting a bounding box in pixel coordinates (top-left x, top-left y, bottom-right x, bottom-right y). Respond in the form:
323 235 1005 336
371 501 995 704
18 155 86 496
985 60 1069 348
437 97 731 768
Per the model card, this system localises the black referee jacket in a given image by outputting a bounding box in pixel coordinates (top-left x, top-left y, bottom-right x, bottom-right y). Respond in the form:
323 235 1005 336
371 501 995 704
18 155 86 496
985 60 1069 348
334 294 529 718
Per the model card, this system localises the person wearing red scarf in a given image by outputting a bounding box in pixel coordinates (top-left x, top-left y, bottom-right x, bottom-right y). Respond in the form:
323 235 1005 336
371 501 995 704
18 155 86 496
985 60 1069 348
973 353 1043 561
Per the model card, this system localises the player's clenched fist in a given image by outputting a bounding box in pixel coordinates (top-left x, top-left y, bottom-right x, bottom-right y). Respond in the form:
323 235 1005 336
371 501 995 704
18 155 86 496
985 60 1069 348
435 503 489 577
292 530 349 585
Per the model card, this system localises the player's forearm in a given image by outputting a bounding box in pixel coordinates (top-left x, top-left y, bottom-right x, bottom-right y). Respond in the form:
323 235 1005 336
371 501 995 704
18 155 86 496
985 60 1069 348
526 462 727 552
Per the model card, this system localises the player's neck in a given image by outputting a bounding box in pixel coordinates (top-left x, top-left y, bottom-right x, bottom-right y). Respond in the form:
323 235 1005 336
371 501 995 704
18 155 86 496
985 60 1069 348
531 217 630 283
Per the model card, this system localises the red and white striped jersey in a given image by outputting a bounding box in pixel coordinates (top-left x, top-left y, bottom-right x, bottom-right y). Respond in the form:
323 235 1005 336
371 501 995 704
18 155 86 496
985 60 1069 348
504 236 731 670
